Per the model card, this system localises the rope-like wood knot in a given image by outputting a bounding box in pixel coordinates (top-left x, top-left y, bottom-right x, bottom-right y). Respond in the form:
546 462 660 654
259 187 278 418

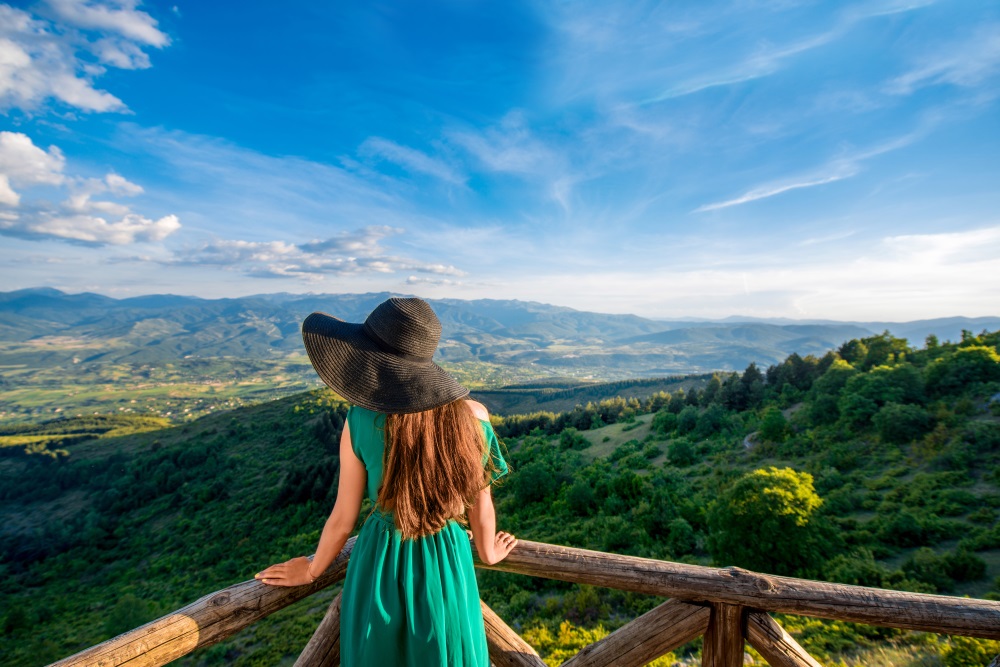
209 593 231 607
722 567 778 594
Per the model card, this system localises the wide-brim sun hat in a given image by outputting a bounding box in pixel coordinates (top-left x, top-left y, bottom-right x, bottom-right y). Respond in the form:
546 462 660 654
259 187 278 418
301 297 469 414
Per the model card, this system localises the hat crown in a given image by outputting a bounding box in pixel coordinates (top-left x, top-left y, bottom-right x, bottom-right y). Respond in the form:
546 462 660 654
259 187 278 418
365 297 441 360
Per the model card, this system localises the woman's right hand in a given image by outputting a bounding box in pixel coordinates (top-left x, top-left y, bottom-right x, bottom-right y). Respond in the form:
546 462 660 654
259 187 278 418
490 531 518 564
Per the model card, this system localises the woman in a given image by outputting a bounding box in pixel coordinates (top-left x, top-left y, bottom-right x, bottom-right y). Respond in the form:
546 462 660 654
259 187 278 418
255 297 517 666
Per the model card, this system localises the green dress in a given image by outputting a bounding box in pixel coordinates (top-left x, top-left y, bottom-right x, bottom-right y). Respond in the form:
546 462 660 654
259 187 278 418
341 405 509 667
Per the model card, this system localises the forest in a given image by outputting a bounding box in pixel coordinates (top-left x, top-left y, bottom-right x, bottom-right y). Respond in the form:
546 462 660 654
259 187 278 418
1 329 999 666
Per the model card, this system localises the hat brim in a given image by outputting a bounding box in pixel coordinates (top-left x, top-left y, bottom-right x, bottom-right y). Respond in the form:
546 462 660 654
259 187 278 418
301 311 469 414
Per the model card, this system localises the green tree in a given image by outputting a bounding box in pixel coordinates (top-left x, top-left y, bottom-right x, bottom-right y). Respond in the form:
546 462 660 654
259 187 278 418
873 402 931 444
666 517 697 556
925 345 1000 397
758 406 790 444
708 467 832 576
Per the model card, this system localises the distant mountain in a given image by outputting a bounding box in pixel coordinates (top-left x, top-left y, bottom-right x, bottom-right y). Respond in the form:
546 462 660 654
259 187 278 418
1 288 997 376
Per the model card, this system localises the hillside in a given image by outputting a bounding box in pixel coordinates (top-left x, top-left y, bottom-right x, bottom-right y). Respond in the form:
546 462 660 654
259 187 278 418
1 329 1000 665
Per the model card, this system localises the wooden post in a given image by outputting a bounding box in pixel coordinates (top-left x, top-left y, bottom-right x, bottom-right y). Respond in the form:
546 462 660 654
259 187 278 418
481 600 547 667
745 611 821 667
293 592 342 667
561 599 710 667
702 603 744 667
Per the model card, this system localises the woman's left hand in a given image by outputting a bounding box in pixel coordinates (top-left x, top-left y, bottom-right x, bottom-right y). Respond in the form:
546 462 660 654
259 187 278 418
255 556 315 587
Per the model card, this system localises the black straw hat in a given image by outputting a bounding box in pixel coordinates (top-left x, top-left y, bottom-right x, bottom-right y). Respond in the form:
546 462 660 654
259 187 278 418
301 297 469 414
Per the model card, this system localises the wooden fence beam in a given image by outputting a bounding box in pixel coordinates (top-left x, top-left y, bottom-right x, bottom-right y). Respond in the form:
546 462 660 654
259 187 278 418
474 540 1000 638
47 537 356 667
481 600 547 667
560 599 709 667
745 611 822 667
702 603 744 667
293 592 342 667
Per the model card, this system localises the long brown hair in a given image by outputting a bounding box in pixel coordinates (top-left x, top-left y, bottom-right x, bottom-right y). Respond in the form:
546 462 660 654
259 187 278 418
377 399 496 539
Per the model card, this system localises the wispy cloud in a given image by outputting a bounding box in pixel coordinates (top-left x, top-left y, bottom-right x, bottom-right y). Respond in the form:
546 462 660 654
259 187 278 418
886 24 1000 96
0 1 171 113
358 137 466 186
694 134 917 212
694 168 856 213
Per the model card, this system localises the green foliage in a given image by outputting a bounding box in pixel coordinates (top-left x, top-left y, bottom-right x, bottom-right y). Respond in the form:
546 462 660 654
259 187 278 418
925 345 1000 397
874 402 932 444
758 406 790 444
666 517 697 557
559 428 589 450
668 438 696 466
5 329 1000 666
676 405 698 434
708 467 833 576
941 636 1000 667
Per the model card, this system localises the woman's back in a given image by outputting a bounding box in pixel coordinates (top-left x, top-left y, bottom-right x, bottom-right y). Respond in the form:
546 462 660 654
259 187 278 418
340 403 508 667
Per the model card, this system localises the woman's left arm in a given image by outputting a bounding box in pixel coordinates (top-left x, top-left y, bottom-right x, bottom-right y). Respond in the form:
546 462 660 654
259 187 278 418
255 424 366 586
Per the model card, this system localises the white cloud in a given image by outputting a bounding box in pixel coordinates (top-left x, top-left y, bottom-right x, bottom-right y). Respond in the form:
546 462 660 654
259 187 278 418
0 131 179 245
358 137 465 186
45 0 170 47
4 210 180 244
0 131 66 205
0 1 170 113
886 25 1000 95
165 226 465 281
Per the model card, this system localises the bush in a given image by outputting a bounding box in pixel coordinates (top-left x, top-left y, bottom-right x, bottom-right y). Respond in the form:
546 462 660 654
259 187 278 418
708 467 834 576
651 409 677 434
666 517 697 557
676 406 699 435
668 438 696 467
941 636 1000 667
559 428 589 451
874 403 932 444
759 406 790 443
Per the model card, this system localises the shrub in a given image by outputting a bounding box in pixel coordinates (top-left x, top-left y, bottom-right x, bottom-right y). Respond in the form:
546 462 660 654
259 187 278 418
668 438 696 467
941 636 1000 667
874 403 932 444
708 467 834 576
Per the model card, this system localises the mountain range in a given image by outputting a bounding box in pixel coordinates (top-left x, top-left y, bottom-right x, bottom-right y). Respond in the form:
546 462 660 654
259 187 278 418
1 287 998 376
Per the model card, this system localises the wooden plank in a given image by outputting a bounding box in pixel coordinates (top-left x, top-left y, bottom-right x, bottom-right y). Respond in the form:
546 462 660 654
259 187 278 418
702 603 744 667
293 592 342 667
47 537 357 667
481 600 547 667
474 540 1000 639
746 611 822 667
561 599 709 667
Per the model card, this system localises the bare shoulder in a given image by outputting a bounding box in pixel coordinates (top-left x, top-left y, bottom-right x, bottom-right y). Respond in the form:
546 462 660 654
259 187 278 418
464 399 490 421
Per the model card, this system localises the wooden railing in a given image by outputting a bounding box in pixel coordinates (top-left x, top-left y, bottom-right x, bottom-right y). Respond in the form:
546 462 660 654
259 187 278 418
48 538 1000 667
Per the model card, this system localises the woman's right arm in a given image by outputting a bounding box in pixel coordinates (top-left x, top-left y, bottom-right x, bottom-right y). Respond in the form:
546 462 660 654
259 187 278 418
256 424 365 586
468 482 517 565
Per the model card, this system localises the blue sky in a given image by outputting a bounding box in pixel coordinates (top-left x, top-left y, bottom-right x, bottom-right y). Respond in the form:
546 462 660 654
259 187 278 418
1 0 998 320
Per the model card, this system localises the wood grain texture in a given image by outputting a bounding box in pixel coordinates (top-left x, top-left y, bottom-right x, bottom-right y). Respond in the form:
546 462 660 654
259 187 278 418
746 611 822 667
481 600 547 667
47 537 356 667
702 603 744 667
474 540 1000 638
293 592 342 667
560 599 709 667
